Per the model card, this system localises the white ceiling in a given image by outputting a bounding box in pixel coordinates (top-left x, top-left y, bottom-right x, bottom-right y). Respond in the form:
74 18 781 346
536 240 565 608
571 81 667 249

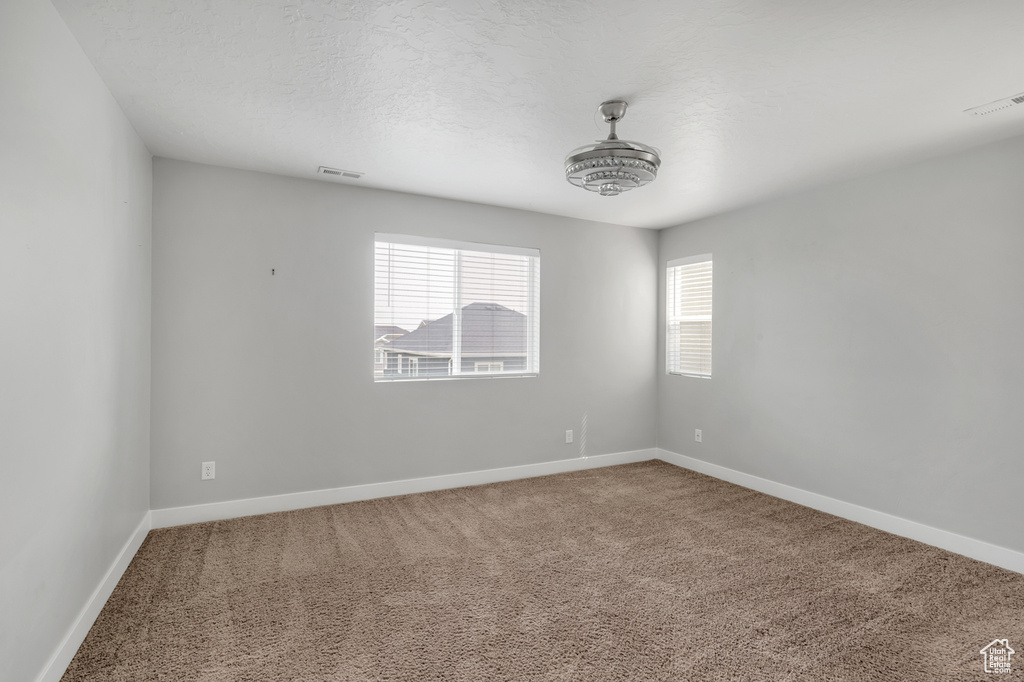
52 0 1024 229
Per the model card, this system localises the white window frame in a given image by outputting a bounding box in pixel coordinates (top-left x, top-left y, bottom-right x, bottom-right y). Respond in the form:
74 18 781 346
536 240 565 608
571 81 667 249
666 254 712 378
374 234 540 382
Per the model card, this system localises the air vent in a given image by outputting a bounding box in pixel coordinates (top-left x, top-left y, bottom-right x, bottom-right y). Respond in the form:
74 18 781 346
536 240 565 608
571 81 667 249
318 166 364 179
964 92 1024 116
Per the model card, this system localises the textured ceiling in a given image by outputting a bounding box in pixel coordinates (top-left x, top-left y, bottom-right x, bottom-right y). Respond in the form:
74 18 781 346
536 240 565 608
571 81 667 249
52 0 1024 228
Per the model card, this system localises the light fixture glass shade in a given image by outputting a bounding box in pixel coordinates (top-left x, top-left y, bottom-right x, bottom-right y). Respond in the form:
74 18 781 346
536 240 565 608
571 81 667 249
565 101 661 196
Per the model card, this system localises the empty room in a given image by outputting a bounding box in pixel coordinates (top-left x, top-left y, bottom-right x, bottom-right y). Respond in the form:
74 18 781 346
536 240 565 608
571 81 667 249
3 0 1024 680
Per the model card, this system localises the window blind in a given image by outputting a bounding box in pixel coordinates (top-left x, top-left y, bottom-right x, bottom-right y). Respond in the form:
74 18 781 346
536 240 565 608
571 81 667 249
667 255 712 377
374 234 540 381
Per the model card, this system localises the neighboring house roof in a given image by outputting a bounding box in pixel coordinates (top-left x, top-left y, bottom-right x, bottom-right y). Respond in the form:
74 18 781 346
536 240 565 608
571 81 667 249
374 324 407 340
385 303 526 356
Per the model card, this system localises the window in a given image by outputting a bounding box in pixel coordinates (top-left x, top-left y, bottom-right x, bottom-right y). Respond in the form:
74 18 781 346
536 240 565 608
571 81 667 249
667 254 712 377
374 234 540 381
474 361 504 373
404 356 419 376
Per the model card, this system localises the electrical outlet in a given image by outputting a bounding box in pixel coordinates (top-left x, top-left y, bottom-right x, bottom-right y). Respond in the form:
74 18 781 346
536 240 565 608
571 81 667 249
201 461 215 480
565 429 574 444
695 429 702 443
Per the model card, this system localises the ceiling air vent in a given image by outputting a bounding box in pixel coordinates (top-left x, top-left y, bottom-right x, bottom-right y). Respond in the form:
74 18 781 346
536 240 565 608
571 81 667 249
318 166 363 179
964 92 1024 116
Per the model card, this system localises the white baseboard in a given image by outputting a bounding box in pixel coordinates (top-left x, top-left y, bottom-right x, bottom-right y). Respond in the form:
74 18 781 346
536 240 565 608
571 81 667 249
656 448 1024 575
35 512 152 682
34 450 657 681
33 448 1023 682
151 448 659 529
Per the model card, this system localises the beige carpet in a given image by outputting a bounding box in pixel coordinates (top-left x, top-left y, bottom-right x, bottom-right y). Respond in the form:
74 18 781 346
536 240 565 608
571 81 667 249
62 461 1023 681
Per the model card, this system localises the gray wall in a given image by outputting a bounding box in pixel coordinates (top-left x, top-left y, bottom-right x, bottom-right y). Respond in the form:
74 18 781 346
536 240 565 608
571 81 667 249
0 1 152 680
658 136 1024 553
152 159 658 510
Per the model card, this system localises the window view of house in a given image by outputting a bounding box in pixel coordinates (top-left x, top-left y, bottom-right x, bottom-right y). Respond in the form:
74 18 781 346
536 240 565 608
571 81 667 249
374 235 540 381
373 325 407 375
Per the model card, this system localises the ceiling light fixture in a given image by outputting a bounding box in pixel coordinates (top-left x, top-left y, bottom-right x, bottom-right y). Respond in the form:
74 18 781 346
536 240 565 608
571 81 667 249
565 100 661 197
